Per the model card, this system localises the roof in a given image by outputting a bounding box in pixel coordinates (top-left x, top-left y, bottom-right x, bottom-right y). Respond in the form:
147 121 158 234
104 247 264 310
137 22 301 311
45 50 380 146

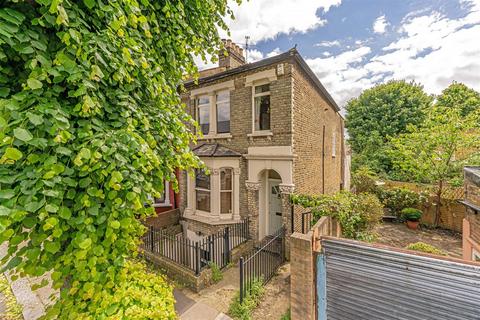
465 166 480 187
192 143 241 157
184 48 341 112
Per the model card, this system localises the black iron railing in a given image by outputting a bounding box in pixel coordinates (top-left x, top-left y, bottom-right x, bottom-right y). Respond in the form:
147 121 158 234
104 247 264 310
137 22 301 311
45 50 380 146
239 227 286 303
141 218 249 275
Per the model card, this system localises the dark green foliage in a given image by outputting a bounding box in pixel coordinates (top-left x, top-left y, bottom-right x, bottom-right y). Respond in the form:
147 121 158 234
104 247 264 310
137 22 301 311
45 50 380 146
0 0 239 318
346 80 432 175
401 208 422 222
436 82 480 117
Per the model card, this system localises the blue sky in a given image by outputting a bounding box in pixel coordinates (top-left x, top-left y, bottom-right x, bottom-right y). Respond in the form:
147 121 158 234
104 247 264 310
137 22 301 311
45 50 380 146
205 0 480 107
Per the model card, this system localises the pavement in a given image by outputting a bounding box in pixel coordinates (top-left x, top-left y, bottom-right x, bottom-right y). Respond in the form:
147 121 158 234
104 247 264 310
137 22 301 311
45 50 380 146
174 289 232 320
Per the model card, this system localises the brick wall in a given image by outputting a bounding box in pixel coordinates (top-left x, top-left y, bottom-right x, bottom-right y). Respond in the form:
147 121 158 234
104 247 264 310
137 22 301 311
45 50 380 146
290 217 340 320
291 62 344 197
145 208 180 229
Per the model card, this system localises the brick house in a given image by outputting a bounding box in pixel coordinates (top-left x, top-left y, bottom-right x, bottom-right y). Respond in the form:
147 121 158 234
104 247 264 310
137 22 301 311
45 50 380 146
461 166 480 261
178 40 346 242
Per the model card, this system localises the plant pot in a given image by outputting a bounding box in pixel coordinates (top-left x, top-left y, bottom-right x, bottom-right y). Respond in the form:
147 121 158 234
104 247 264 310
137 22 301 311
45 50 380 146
406 220 419 230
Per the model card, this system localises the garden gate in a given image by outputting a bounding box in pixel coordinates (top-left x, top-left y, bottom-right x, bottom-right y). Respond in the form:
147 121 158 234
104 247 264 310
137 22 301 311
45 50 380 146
317 238 480 320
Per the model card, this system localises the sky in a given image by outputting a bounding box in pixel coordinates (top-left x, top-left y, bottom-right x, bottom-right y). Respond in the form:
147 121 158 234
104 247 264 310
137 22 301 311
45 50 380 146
198 0 480 109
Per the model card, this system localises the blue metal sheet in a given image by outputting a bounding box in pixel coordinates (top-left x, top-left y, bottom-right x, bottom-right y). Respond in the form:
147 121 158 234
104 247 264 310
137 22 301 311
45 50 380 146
317 253 327 320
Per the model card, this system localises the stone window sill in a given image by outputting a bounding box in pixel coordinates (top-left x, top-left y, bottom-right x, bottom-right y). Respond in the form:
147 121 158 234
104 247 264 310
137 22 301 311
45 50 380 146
247 131 273 140
183 212 241 225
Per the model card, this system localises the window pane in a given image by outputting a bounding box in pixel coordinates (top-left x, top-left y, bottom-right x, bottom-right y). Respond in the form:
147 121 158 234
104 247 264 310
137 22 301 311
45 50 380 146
255 84 270 94
198 96 210 106
217 102 230 133
195 169 210 190
255 95 270 131
198 105 210 135
216 91 229 102
196 190 210 212
220 192 232 214
220 168 232 190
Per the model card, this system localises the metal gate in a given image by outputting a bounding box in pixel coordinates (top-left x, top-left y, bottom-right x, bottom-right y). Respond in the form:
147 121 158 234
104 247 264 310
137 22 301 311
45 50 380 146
317 238 480 320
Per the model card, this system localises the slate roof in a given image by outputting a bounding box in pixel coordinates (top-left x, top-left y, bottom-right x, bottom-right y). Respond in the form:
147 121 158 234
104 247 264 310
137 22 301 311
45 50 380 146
192 143 241 157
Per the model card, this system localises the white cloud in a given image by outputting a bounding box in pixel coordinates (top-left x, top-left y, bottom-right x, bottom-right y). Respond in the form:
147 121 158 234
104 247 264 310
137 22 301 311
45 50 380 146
222 0 342 44
373 15 389 34
307 2 480 108
322 51 331 57
314 40 341 47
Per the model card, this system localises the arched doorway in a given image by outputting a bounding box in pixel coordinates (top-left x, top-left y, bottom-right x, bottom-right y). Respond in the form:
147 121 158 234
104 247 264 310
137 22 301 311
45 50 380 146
258 169 283 239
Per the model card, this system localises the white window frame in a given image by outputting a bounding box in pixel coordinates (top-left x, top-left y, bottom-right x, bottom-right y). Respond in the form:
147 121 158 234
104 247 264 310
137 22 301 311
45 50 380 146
194 169 211 213
252 81 271 134
151 181 171 207
216 91 231 134
220 167 233 214
191 81 234 139
196 95 211 136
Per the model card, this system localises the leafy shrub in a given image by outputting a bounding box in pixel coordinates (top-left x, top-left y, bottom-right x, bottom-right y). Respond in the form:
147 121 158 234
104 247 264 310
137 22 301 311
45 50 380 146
401 208 422 222
0 274 23 320
291 191 384 241
377 187 425 216
405 242 446 255
228 278 265 320
209 262 223 283
352 166 378 194
44 260 176 319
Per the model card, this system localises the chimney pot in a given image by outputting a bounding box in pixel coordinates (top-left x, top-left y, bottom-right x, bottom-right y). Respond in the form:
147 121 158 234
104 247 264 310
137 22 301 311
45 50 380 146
218 39 246 69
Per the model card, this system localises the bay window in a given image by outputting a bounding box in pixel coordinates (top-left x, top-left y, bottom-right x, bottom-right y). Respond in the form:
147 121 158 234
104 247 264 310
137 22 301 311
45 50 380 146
254 83 271 131
195 169 210 212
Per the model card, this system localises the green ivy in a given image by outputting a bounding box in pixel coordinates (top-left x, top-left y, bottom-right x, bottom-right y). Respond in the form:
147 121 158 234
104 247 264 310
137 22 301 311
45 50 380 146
0 0 239 318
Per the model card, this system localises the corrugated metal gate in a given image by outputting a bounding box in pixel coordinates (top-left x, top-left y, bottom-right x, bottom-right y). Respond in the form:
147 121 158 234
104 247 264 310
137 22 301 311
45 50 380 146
318 238 480 320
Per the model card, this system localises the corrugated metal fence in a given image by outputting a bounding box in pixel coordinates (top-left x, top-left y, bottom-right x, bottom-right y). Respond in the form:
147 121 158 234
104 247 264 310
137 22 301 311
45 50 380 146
319 238 480 320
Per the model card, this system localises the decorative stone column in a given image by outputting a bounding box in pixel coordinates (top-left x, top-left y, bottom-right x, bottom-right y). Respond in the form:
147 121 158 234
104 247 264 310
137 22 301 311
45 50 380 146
279 183 295 259
245 180 261 241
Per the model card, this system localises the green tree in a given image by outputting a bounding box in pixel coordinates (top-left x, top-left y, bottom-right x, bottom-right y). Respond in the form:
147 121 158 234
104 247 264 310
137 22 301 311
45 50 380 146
0 0 238 318
436 82 480 117
389 106 480 226
346 80 433 175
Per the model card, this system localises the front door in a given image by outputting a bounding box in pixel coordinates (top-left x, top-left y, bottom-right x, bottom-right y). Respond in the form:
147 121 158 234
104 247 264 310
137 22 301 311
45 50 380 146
268 179 283 234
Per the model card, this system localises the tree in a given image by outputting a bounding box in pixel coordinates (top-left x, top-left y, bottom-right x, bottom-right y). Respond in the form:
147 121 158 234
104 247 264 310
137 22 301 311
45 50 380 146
389 106 480 226
346 80 433 175
0 1 238 318
436 82 480 117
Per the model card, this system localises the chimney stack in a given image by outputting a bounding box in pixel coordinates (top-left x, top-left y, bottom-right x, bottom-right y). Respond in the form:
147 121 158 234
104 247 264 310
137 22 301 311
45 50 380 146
219 39 246 69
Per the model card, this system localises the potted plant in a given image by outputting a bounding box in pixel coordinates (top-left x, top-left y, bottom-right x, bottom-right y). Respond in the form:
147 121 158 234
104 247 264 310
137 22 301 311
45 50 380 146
401 208 422 230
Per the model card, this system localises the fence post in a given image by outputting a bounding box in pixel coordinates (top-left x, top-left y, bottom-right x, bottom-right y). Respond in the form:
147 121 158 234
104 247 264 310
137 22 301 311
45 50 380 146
195 242 200 276
301 213 305 234
224 227 230 265
208 235 213 263
239 257 244 304
149 226 154 252
291 202 295 233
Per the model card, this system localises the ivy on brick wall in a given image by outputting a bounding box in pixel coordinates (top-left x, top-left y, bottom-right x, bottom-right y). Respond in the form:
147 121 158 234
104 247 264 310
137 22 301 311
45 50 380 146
0 0 239 318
